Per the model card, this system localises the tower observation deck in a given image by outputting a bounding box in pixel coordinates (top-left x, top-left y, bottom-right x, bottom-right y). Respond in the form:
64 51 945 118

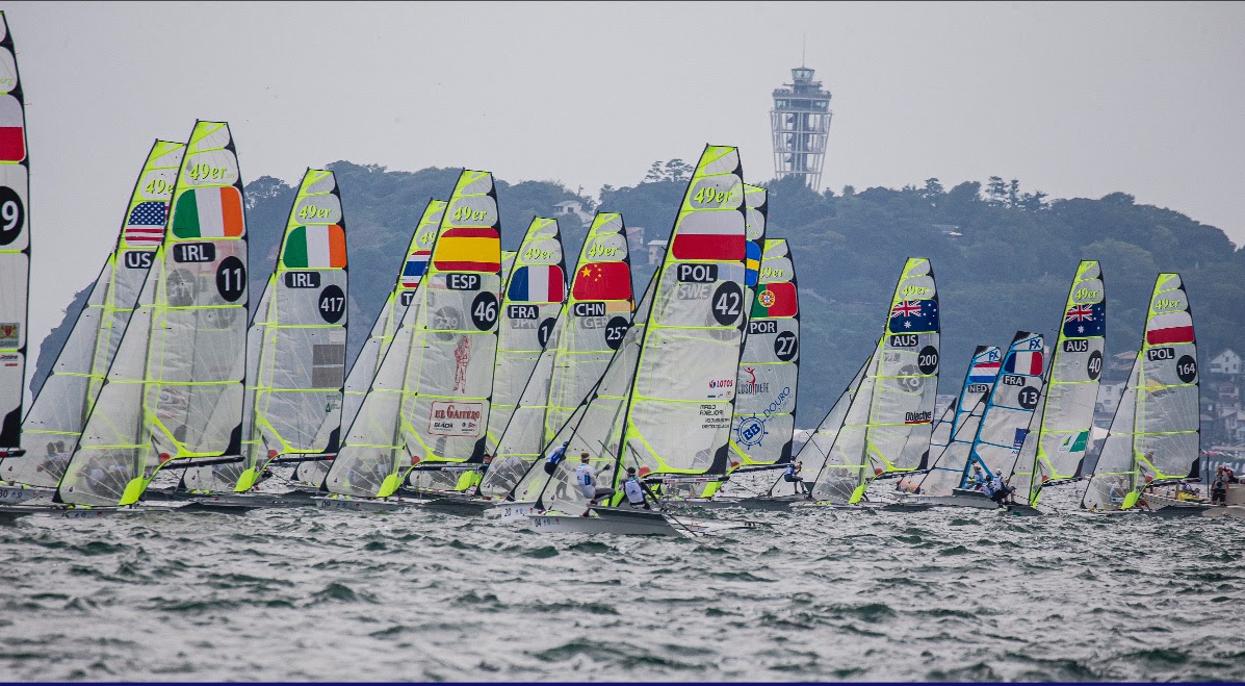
771 65 832 190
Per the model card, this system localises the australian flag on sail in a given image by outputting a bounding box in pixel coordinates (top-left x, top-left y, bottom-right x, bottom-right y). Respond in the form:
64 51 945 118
1062 302 1105 338
123 201 168 246
888 299 939 334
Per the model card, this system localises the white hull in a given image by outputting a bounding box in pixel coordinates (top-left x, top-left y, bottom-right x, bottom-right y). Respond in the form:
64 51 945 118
528 507 685 537
313 495 429 512
0 484 53 505
0 499 192 520
888 489 1002 510
483 500 540 523
189 490 317 510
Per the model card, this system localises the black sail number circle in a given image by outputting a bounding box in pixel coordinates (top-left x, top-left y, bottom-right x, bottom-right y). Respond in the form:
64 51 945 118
537 317 556 348
917 345 939 375
711 281 743 326
215 256 247 302
604 316 629 350
774 331 799 362
1176 354 1197 384
0 186 24 246
470 292 499 331
1017 385 1041 410
1086 350 1103 381
318 284 346 324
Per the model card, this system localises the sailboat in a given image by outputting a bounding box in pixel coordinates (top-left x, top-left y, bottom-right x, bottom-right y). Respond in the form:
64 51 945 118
187 169 349 508
49 120 250 514
481 213 638 518
892 345 1001 506
410 218 566 497
1007 260 1105 508
673 235 802 505
527 144 750 535
320 170 502 510
280 199 445 493
806 258 941 507
1 141 185 504
1082 273 1199 513
907 331 1046 509
0 11 30 467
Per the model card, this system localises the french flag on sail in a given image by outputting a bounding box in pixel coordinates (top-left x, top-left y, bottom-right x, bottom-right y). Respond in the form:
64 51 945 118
1006 350 1044 376
508 265 565 303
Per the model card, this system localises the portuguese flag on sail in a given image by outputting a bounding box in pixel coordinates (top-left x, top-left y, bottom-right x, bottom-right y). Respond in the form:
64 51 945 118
751 282 797 318
171 187 245 238
283 225 347 269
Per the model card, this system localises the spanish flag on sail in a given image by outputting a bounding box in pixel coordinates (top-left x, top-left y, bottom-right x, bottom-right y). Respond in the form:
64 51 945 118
433 227 500 272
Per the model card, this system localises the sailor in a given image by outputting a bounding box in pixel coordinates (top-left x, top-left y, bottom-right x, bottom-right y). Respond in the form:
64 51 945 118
988 472 1012 505
622 467 650 509
542 441 569 476
783 460 808 496
969 464 987 490
574 452 613 506
1212 469 1229 505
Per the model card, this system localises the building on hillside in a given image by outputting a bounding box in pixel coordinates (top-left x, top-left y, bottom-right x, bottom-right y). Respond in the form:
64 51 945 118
770 64 832 190
647 239 667 266
553 200 593 225
1210 349 1242 377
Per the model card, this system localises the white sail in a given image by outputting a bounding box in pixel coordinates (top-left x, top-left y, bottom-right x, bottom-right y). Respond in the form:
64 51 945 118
913 345 1001 496
1082 273 1198 511
0 11 29 454
292 199 445 489
730 237 799 468
781 353 870 497
6 141 184 487
478 212 634 499
214 169 349 494
324 170 502 499
960 331 1046 485
617 145 748 483
484 218 565 455
57 120 249 507
1009 260 1105 505
811 258 940 504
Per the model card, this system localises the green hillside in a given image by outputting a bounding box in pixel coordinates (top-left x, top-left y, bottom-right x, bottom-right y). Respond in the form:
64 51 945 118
33 162 1244 431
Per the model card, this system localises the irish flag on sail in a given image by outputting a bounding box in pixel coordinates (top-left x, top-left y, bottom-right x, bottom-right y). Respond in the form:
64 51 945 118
171 187 244 238
283 225 347 269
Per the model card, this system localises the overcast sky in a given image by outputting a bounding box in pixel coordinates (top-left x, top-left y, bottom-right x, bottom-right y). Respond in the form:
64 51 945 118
7 1 1245 390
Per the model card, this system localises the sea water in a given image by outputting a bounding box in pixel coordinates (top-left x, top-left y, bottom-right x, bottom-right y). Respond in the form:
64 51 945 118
1 494 1242 681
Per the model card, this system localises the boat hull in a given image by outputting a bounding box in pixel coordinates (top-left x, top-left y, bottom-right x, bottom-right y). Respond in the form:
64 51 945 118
0 484 53 505
189 490 318 511
528 507 684 537
483 500 540 522
313 495 428 512
888 489 1002 510
0 500 192 519
421 495 493 516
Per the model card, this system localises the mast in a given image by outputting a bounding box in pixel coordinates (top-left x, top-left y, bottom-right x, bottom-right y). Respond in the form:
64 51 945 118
958 331 1045 487
912 345 1000 496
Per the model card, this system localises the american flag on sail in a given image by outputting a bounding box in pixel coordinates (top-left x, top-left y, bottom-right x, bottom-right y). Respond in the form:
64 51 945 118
123 201 167 246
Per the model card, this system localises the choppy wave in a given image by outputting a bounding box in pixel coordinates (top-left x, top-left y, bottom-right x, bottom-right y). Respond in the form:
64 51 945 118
1 498 1243 681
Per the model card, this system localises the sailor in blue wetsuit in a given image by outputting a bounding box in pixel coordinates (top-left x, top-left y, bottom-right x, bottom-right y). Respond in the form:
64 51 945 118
542 440 569 475
622 467 650 509
782 460 809 497
968 464 987 490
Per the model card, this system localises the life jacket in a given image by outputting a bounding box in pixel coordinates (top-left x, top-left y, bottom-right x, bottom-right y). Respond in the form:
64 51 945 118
623 477 645 504
575 464 593 487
